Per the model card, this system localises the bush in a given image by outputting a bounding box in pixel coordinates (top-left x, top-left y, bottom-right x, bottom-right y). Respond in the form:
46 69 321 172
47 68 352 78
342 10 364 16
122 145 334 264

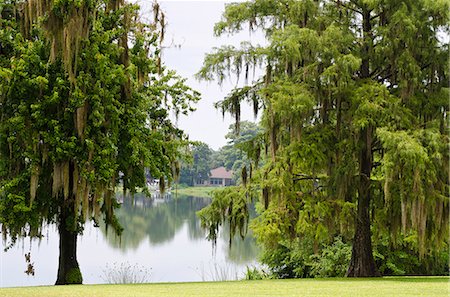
309 236 352 277
374 234 449 276
260 234 448 279
260 237 352 279
260 239 313 279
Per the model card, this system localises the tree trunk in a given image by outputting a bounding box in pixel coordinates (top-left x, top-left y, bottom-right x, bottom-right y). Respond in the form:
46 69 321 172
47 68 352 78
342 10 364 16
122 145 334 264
55 198 82 285
346 126 380 277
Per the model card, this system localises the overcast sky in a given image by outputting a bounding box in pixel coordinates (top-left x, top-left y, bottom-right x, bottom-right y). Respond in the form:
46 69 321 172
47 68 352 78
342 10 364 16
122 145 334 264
139 0 265 150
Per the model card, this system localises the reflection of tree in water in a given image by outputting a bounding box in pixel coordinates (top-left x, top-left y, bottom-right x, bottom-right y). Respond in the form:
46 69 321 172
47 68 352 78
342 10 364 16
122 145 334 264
219 204 260 264
219 226 260 264
100 194 211 250
100 194 260 265
186 206 207 241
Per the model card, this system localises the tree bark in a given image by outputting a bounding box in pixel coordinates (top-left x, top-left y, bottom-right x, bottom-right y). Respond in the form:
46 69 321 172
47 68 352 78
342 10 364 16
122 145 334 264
347 126 380 277
55 205 82 285
346 5 380 277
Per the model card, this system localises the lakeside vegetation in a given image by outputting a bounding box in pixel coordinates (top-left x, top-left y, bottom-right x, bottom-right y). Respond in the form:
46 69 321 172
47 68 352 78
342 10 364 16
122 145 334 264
1 277 448 297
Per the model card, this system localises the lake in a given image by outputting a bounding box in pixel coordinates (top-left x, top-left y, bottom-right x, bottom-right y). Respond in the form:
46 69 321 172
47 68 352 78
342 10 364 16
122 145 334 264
0 194 260 287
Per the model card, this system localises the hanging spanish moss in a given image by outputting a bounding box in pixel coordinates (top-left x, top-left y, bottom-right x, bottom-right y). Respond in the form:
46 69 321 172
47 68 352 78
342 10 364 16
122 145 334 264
268 108 278 161
104 187 112 222
81 182 90 221
381 134 449 258
172 161 180 182
19 0 92 84
72 165 79 196
18 0 51 37
29 165 40 205
52 163 63 197
76 176 86 215
75 102 88 140
62 162 70 200
107 0 123 11
241 165 247 187
93 190 101 222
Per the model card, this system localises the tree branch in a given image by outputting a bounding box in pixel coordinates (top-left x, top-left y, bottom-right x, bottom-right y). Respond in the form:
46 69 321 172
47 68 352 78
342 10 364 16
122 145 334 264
329 0 363 15
293 173 323 182
370 13 381 21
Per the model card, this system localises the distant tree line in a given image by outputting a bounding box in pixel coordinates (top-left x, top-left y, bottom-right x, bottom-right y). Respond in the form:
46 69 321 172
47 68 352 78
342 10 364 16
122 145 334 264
178 121 260 186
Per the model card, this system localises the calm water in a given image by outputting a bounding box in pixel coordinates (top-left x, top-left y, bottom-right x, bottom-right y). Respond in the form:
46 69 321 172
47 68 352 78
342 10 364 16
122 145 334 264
0 194 259 287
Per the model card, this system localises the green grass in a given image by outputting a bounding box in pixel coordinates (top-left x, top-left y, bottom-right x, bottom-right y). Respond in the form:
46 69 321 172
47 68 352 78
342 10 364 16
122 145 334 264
173 186 214 198
113 185 214 198
1 277 448 297
113 185 216 198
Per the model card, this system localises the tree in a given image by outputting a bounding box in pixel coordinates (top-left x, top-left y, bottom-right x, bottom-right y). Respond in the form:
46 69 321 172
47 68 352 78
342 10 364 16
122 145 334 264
211 121 262 183
0 0 199 285
179 142 213 186
197 0 448 277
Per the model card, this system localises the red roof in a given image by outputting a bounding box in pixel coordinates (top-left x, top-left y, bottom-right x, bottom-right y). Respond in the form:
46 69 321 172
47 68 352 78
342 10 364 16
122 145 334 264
210 167 233 179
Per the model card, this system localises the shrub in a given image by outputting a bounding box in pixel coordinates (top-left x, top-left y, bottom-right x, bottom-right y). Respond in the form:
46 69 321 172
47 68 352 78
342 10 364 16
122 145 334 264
260 237 352 278
373 234 449 276
260 239 313 278
309 236 352 277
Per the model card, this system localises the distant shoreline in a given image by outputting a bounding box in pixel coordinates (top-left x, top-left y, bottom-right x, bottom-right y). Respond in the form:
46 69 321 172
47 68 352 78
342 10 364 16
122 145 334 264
173 186 214 198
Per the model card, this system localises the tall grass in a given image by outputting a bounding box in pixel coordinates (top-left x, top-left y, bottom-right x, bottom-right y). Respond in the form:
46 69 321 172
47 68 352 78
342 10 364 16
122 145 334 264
100 262 152 284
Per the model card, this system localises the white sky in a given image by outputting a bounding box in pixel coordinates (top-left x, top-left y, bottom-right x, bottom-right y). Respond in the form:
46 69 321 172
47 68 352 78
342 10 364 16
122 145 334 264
139 0 266 150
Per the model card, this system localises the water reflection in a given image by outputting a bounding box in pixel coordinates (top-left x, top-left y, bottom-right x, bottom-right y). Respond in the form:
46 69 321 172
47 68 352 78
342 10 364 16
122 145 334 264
101 195 210 249
100 194 260 265
1 194 260 287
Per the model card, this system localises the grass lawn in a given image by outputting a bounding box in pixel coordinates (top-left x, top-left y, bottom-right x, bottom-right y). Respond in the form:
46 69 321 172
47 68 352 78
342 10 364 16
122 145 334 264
173 186 215 198
113 185 214 198
1 277 448 297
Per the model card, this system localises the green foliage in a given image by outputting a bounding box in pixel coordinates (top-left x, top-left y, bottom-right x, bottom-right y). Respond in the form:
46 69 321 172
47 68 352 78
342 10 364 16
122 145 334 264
179 142 213 186
373 233 449 276
198 0 449 278
179 122 262 186
270 26 320 65
309 237 352 278
197 42 265 86
0 0 199 285
0 0 199 241
197 186 250 245
258 237 352 279
211 121 262 183
259 240 313 279
264 79 315 127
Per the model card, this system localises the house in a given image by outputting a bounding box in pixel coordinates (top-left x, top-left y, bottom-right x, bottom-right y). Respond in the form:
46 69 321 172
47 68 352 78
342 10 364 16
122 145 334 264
209 167 234 186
